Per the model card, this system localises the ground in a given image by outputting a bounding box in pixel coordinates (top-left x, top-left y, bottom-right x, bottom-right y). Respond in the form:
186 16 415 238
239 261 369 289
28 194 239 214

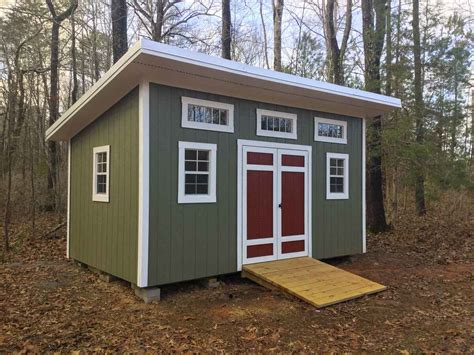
1 202 473 352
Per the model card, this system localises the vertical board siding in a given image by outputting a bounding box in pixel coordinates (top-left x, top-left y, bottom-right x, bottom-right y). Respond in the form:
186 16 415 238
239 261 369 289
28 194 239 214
148 83 363 286
70 89 139 283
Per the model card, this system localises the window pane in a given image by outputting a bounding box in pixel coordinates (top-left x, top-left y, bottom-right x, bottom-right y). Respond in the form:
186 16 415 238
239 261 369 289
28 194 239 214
261 116 267 130
198 162 208 172
274 118 280 131
185 161 197 171
204 107 212 123
318 123 328 137
219 110 228 125
279 118 286 132
268 117 274 131
330 177 344 193
330 167 337 175
185 184 196 194
197 174 208 184
97 174 107 193
185 149 197 160
198 150 209 161
286 120 292 133
196 184 208 194
185 174 196 183
212 109 220 124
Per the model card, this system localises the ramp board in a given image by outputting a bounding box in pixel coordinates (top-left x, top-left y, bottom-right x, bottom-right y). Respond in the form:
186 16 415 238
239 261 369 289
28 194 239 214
242 257 386 308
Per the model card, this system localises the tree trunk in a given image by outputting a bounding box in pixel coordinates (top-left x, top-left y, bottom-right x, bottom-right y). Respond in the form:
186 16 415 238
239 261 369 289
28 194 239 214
71 14 78 104
259 0 270 68
46 0 78 211
222 0 232 59
111 0 128 63
385 0 392 96
324 0 352 85
362 0 390 233
412 0 426 215
273 0 284 71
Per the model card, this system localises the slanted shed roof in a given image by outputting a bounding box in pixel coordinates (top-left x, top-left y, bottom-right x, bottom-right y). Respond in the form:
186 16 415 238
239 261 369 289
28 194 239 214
46 39 401 141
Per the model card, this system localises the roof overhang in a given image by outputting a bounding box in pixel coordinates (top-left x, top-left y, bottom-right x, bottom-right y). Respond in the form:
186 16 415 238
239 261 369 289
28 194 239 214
46 39 401 141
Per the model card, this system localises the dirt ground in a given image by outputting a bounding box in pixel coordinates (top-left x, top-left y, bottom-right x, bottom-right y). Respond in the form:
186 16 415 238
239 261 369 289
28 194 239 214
1 202 473 352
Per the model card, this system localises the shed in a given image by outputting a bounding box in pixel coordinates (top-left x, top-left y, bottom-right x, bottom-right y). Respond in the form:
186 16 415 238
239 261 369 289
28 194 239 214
46 39 401 293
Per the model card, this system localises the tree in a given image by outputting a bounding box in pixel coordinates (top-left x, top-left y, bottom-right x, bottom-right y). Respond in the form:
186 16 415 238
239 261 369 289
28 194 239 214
130 0 213 43
412 0 426 215
45 0 78 211
222 0 231 59
111 0 128 63
323 0 352 85
273 0 283 71
362 0 389 232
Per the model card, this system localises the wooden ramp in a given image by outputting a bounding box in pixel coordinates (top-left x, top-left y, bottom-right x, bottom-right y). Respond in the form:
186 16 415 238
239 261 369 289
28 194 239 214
242 257 386 308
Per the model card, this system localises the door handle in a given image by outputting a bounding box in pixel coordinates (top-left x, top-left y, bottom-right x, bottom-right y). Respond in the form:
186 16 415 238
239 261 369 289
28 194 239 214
278 204 282 208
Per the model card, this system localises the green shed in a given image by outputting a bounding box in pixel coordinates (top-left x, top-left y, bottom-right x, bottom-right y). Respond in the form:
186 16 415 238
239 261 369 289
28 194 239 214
46 39 401 296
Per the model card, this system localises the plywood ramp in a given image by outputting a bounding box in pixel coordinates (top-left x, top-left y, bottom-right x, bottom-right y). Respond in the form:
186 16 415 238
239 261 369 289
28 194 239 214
242 257 386 308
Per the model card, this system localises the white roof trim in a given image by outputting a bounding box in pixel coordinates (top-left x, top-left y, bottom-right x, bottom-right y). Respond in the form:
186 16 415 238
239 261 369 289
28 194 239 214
139 39 400 108
46 38 401 141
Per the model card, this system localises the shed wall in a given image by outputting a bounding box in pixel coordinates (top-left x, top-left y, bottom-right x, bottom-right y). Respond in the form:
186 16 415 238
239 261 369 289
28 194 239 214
148 83 362 286
70 88 139 283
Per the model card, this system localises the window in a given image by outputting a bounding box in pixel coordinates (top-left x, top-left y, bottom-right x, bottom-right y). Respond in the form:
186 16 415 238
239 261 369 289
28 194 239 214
256 109 297 139
92 145 110 202
314 117 347 144
326 152 349 200
178 141 217 203
181 97 234 133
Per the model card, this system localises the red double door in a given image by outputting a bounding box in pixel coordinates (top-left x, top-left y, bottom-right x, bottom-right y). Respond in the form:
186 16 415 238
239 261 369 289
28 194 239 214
242 145 310 265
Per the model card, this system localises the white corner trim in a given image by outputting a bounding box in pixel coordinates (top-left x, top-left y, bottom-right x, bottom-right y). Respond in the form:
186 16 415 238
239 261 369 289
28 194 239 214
181 96 234 133
362 118 367 253
67 140 71 259
178 141 217 204
326 152 349 200
137 80 150 288
256 109 297 140
314 117 348 144
92 145 110 202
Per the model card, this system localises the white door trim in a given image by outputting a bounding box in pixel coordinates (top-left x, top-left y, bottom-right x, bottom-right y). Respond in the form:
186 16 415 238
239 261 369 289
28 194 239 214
237 139 312 271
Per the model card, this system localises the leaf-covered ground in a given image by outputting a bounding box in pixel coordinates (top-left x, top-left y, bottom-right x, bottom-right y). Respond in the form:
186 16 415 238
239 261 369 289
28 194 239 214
1 201 473 352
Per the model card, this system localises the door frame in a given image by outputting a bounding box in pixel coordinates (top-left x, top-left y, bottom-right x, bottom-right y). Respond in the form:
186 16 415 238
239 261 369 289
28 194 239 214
237 139 312 271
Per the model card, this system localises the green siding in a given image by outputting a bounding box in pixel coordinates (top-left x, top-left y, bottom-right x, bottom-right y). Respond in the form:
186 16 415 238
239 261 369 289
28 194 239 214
70 88 139 283
148 83 363 286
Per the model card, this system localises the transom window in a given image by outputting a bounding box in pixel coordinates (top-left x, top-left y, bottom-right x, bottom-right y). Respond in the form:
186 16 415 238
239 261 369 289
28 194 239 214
314 117 347 144
256 109 297 139
181 97 234 133
92 145 110 202
326 152 349 199
178 141 217 203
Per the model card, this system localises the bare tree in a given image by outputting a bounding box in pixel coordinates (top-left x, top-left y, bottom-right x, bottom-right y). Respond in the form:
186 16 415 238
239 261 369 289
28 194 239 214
45 0 78 211
130 0 213 43
362 0 389 232
323 0 352 85
413 0 426 215
112 0 128 63
273 0 284 71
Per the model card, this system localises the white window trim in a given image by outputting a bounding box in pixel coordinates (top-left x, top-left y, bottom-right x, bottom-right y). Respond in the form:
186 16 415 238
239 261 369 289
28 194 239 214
256 109 297 140
314 117 347 144
178 141 217 204
181 97 234 133
92 145 110 202
326 152 349 200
